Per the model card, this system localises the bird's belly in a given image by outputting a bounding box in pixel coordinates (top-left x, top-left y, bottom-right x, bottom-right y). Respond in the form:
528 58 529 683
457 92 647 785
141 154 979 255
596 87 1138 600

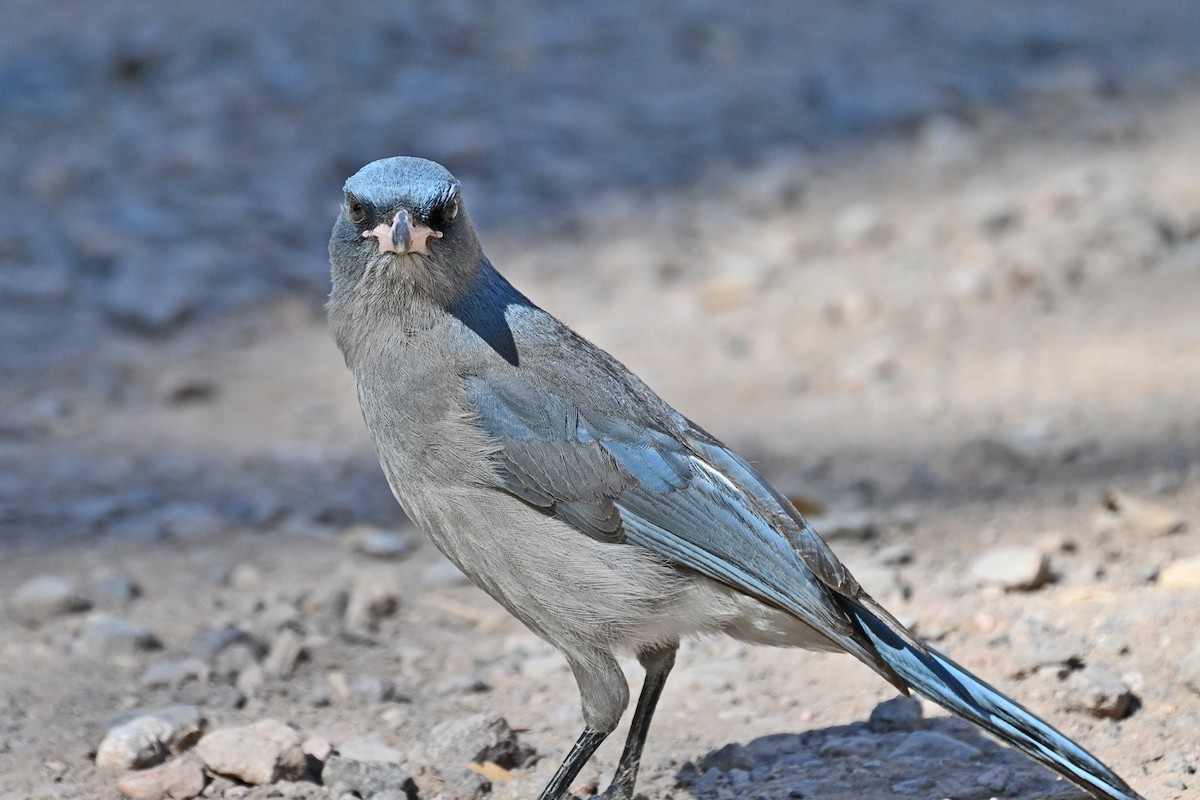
394 482 836 657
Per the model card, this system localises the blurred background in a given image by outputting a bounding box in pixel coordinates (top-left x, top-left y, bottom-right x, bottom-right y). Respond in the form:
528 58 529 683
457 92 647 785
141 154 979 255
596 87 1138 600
3 0 1198 543
1 2 1199 798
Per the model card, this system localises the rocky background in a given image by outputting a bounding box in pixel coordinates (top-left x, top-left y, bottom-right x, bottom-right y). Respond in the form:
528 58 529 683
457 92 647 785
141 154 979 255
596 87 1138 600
2 2 1200 799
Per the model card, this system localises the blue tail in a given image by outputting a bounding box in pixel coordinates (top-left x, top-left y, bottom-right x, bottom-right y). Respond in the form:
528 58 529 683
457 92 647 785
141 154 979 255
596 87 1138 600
840 596 1144 800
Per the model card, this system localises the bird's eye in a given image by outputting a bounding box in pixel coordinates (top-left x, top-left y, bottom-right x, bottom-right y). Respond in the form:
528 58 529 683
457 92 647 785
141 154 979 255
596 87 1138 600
444 197 459 222
347 197 368 225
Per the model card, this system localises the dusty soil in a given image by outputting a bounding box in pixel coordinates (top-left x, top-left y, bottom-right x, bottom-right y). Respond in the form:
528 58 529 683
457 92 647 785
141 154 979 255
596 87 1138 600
2 3 1199 799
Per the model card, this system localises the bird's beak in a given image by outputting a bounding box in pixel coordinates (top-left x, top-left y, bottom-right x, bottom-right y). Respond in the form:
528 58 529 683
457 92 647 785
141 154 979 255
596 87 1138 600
363 209 443 256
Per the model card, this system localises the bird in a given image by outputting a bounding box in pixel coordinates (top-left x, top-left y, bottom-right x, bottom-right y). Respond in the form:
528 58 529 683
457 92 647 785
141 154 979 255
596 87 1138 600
327 156 1145 800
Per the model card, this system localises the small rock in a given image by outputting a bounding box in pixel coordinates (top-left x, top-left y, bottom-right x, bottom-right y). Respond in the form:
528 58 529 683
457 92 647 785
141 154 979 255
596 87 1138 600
808 511 877 541
425 713 536 797
9 575 91 624
969 546 1050 591
833 203 889 247
890 730 982 761
341 524 417 561
344 570 401 632
116 755 207 800
322 753 418 800
142 659 210 689
891 777 935 795
976 765 1009 793
335 735 404 764
262 629 305 679
97 707 205 769
349 673 396 704
224 564 262 590
875 543 915 566
157 502 226 540
422 558 471 589
195 719 306 785
74 615 162 660
699 743 756 773
94 575 142 604
1062 665 1138 719
867 696 923 733
817 736 876 759
1099 490 1187 537
1159 555 1200 590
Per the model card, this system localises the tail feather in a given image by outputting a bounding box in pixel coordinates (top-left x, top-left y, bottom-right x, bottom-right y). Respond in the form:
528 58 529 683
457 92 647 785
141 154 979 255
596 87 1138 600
840 596 1145 800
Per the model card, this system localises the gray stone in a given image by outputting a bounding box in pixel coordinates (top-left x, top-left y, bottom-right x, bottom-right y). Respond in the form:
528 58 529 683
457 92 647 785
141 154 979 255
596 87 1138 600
349 673 396 704
9 576 91 624
344 570 401 632
334 734 404 764
699 743 756 773
867 696 923 733
969 545 1051 591
115 755 207 800
322 753 417 799
73 615 162 660
142 659 210 689
157 502 226 540
97 706 205 769
342 524 417 561
1062 665 1138 719
262 629 305 679
889 730 982 761
93 575 142 604
1099 490 1187 537
195 719 306 785
425 713 536 797
891 777 935 795
817 735 876 759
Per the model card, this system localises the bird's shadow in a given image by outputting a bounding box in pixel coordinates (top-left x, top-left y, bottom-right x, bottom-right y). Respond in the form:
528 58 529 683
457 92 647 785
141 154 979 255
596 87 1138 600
674 699 1091 800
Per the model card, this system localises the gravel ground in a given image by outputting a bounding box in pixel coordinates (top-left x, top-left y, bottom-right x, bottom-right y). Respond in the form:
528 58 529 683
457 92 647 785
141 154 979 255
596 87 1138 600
2 3 1200 799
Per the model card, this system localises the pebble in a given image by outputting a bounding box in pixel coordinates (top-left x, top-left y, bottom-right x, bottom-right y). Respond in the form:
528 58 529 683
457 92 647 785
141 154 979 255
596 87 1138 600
9 575 91 624
1062 664 1138 719
424 713 536 797
867 696 923 733
344 570 401 632
116 755 207 800
334 734 405 764
195 719 306 785
1098 490 1187 537
699 743 757 773
817 735 877 759
97 706 205 769
73 615 162 660
94 575 142 605
1158 555 1200 590
349 673 397 704
968 545 1050 591
341 524 417 561
323 753 418 800
142 659 211 689
890 730 982 761
157 502 226 540
262 629 304 679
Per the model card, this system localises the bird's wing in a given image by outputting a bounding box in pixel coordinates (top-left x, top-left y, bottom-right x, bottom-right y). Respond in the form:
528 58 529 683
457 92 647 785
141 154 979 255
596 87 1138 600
464 372 915 666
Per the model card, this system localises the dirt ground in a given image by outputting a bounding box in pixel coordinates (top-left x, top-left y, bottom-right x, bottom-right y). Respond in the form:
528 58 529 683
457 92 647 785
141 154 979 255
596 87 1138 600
2 3 1199 799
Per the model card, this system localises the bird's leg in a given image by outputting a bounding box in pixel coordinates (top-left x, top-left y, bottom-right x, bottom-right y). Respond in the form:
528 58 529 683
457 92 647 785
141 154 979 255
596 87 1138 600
538 728 611 800
601 644 678 800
